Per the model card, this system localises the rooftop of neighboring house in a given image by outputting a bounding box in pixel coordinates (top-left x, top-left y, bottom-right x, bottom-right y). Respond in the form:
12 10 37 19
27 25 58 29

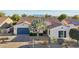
0 16 9 25
17 16 44 25
17 16 63 29
44 17 62 28
63 17 79 26
47 23 62 29
17 17 33 25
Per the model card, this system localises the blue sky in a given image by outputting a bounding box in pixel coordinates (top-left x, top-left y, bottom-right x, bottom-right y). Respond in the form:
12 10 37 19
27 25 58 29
0 10 79 16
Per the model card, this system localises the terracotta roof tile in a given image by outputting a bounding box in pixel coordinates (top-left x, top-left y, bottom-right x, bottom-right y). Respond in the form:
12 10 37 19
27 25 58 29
17 17 44 25
0 17 8 25
44 17 62 28
64 17 79 26
17 17 33 25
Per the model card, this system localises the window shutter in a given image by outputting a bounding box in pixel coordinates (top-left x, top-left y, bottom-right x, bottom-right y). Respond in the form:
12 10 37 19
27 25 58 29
64 31 66 37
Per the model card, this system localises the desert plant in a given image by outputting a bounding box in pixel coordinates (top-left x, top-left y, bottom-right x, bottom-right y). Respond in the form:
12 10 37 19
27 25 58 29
51 37 57 44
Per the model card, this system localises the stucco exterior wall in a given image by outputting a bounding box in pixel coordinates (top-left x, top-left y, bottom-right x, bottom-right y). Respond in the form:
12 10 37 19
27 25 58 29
48 24 75 40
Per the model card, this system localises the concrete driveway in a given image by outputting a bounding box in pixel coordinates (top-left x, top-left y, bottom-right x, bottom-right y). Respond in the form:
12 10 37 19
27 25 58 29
11 35 33 42
11 35 50 42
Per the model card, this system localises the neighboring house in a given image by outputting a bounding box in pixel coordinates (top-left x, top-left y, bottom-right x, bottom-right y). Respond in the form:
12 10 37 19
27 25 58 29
48 24 75 40
62 17 79 27
47 17 76 40
0 17 13 34
44 17 62 34
44 17 60 26
14 17 33 35
14 16 46 35
0 17 13 28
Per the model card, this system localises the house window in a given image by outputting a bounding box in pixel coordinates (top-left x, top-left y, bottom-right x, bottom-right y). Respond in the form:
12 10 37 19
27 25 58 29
58 31 66 38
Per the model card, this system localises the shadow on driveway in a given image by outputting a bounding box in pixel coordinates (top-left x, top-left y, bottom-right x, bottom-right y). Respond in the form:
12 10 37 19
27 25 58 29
11 35 32 42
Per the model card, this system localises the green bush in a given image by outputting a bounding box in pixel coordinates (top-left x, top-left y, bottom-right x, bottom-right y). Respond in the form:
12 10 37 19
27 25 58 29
39 33 43 36
29 33 37 36
51 38 57 44
12 22 16 25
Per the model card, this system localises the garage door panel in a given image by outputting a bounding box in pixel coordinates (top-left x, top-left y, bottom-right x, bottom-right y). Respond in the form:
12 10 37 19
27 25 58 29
17 28 29 34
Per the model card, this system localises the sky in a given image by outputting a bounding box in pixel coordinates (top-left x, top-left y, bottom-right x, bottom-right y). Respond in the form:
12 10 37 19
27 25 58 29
0 10 79 16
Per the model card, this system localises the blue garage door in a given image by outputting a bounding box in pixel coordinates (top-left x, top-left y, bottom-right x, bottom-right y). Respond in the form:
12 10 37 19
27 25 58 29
17 28 29 35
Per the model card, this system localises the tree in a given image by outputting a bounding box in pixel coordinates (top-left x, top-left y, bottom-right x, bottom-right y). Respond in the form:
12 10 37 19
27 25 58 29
72 15 79 20
30 19 46 39
58 14 67 21
22 14 27 17
69 28 79 44
11 14 20 21
0 12 5 17
44 14 51 18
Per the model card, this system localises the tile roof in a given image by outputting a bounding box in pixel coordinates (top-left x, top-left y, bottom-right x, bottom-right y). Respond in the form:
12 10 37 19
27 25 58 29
17 17 34 25
17 17 44 25
0 17 8 25
17 16 62 28
48 23 62 29
44 17 62 28
64 17 79 26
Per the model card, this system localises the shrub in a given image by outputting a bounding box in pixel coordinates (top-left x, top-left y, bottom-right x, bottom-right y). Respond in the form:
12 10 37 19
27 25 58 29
29 33 37 36
39 33 43 36
51 37 57 44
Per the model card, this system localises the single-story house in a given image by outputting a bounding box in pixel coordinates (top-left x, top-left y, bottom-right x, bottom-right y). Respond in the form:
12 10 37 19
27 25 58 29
48 24 75 40
0 17 13 34
14 17 46 35
47 17 76 40
14 17 33 35
44 17 61 34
